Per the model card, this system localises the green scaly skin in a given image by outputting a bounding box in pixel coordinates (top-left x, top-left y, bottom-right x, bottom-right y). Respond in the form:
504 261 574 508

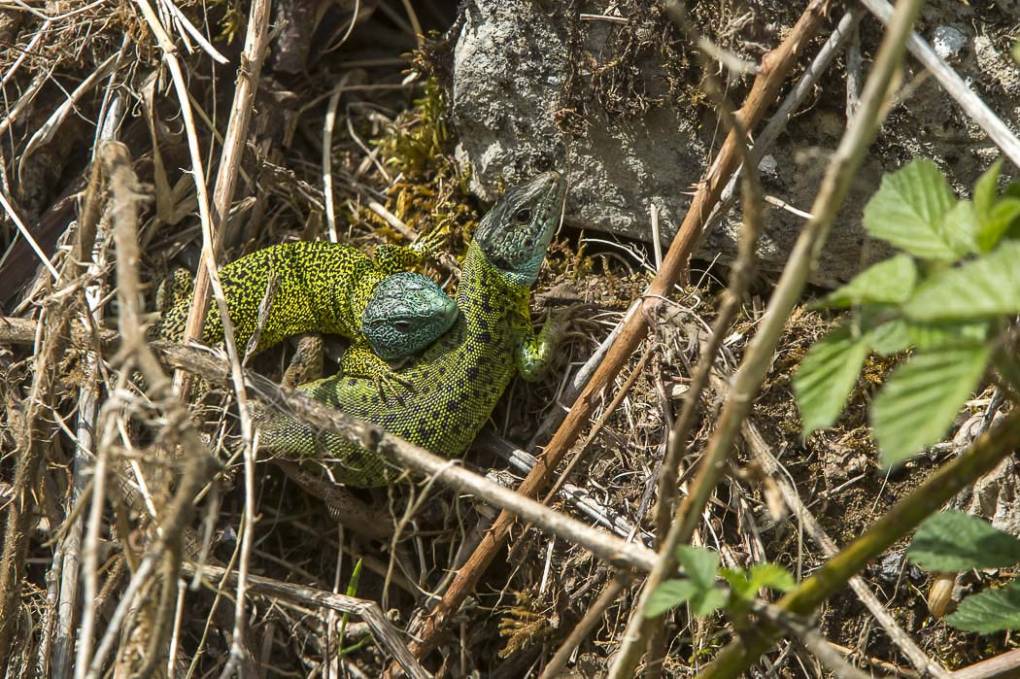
259 172 568 487
160 241 458 383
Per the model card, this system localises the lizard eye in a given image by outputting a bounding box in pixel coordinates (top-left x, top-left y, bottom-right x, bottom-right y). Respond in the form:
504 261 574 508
513 207 532 223
392 320 412 333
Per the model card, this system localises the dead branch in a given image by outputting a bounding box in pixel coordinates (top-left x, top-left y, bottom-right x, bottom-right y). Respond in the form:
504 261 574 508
80 142 220 677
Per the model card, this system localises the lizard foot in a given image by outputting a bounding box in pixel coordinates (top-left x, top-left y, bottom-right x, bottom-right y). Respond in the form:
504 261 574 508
372 372 416 406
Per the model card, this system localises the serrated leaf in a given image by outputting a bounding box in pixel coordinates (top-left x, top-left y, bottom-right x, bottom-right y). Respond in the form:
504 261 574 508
863 159 959 261
905 321 990 351
904 240 1020 321
974 159 1002 220
947 579 1020 633
977 198 1020 252
794 325 870 435
645 579 699 618
974 160 1020 251
872 344 991 465
689 587 728 618
719 568 752 598
676 545 719 590
909 511 1020 571
822 255 917 307
866 319 912 356
938 200 979 256
746 563 796 593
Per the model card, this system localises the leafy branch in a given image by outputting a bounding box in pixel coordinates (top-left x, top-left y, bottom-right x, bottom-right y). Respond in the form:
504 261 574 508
645 546 794 620
795 158 1020 464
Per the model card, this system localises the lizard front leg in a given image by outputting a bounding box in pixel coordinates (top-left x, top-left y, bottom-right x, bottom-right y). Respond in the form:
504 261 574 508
338 343 415 403
516 311 567 383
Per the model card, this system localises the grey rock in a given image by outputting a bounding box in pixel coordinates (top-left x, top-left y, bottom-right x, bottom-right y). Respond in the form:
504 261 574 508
931 25 968 61
452 1 705 251
450 0 1019 286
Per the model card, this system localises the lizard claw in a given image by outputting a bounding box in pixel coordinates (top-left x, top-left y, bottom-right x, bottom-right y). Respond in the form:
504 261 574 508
373 373 415 406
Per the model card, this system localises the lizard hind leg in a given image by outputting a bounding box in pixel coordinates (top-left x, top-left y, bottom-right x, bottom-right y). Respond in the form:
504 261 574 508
281 335 325 389
373 228 446 275
373 243 425 275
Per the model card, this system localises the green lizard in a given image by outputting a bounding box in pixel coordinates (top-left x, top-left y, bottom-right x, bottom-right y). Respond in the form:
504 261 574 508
159 240 459 385
258 171 568 486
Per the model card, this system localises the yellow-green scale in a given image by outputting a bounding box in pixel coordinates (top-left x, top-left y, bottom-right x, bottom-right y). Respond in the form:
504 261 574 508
162 242 382 351
264 241 531 485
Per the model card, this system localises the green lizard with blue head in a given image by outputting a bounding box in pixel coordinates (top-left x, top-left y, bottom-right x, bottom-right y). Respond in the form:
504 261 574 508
259 171 568 486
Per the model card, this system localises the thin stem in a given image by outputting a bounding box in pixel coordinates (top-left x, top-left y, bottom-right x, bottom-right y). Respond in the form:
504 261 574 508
635 2 767 674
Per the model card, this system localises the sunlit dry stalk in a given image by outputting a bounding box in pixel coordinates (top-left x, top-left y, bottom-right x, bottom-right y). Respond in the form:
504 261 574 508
0 101 106 669
83 143 219 677
668 0 926 674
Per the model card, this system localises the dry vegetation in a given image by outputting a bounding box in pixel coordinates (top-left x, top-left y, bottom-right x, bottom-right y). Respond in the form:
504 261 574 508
0 1 1017 678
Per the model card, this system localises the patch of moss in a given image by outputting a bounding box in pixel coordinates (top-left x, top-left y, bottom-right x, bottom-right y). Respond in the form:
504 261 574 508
354 77 479 257
497 591 554 659
207 0 244 44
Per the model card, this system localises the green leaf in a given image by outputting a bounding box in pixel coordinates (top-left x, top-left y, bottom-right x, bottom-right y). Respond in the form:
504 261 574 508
947 580 1020 633
345 558 364 596
724 563 797 602
866 319 911 356
793 325 870 435
689 587 728 618
719 568 752 598
645 579 699 618
863 159 959 261
909 511 1020 571
676 545 719 590
904 240 1020 321
822 255 917 307
978 199 1020 252
905 321 990 351
974 159 1002 220
974 160 1020 251
746 563 796 593
871 344 991 464
938 200 979 256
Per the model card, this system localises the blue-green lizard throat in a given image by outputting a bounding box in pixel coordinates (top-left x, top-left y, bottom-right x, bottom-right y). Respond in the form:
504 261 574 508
159 241 459 383
259 171 568 486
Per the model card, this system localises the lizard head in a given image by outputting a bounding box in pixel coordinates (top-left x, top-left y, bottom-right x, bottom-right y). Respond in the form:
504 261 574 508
473 171 567 286
362 272 459 362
